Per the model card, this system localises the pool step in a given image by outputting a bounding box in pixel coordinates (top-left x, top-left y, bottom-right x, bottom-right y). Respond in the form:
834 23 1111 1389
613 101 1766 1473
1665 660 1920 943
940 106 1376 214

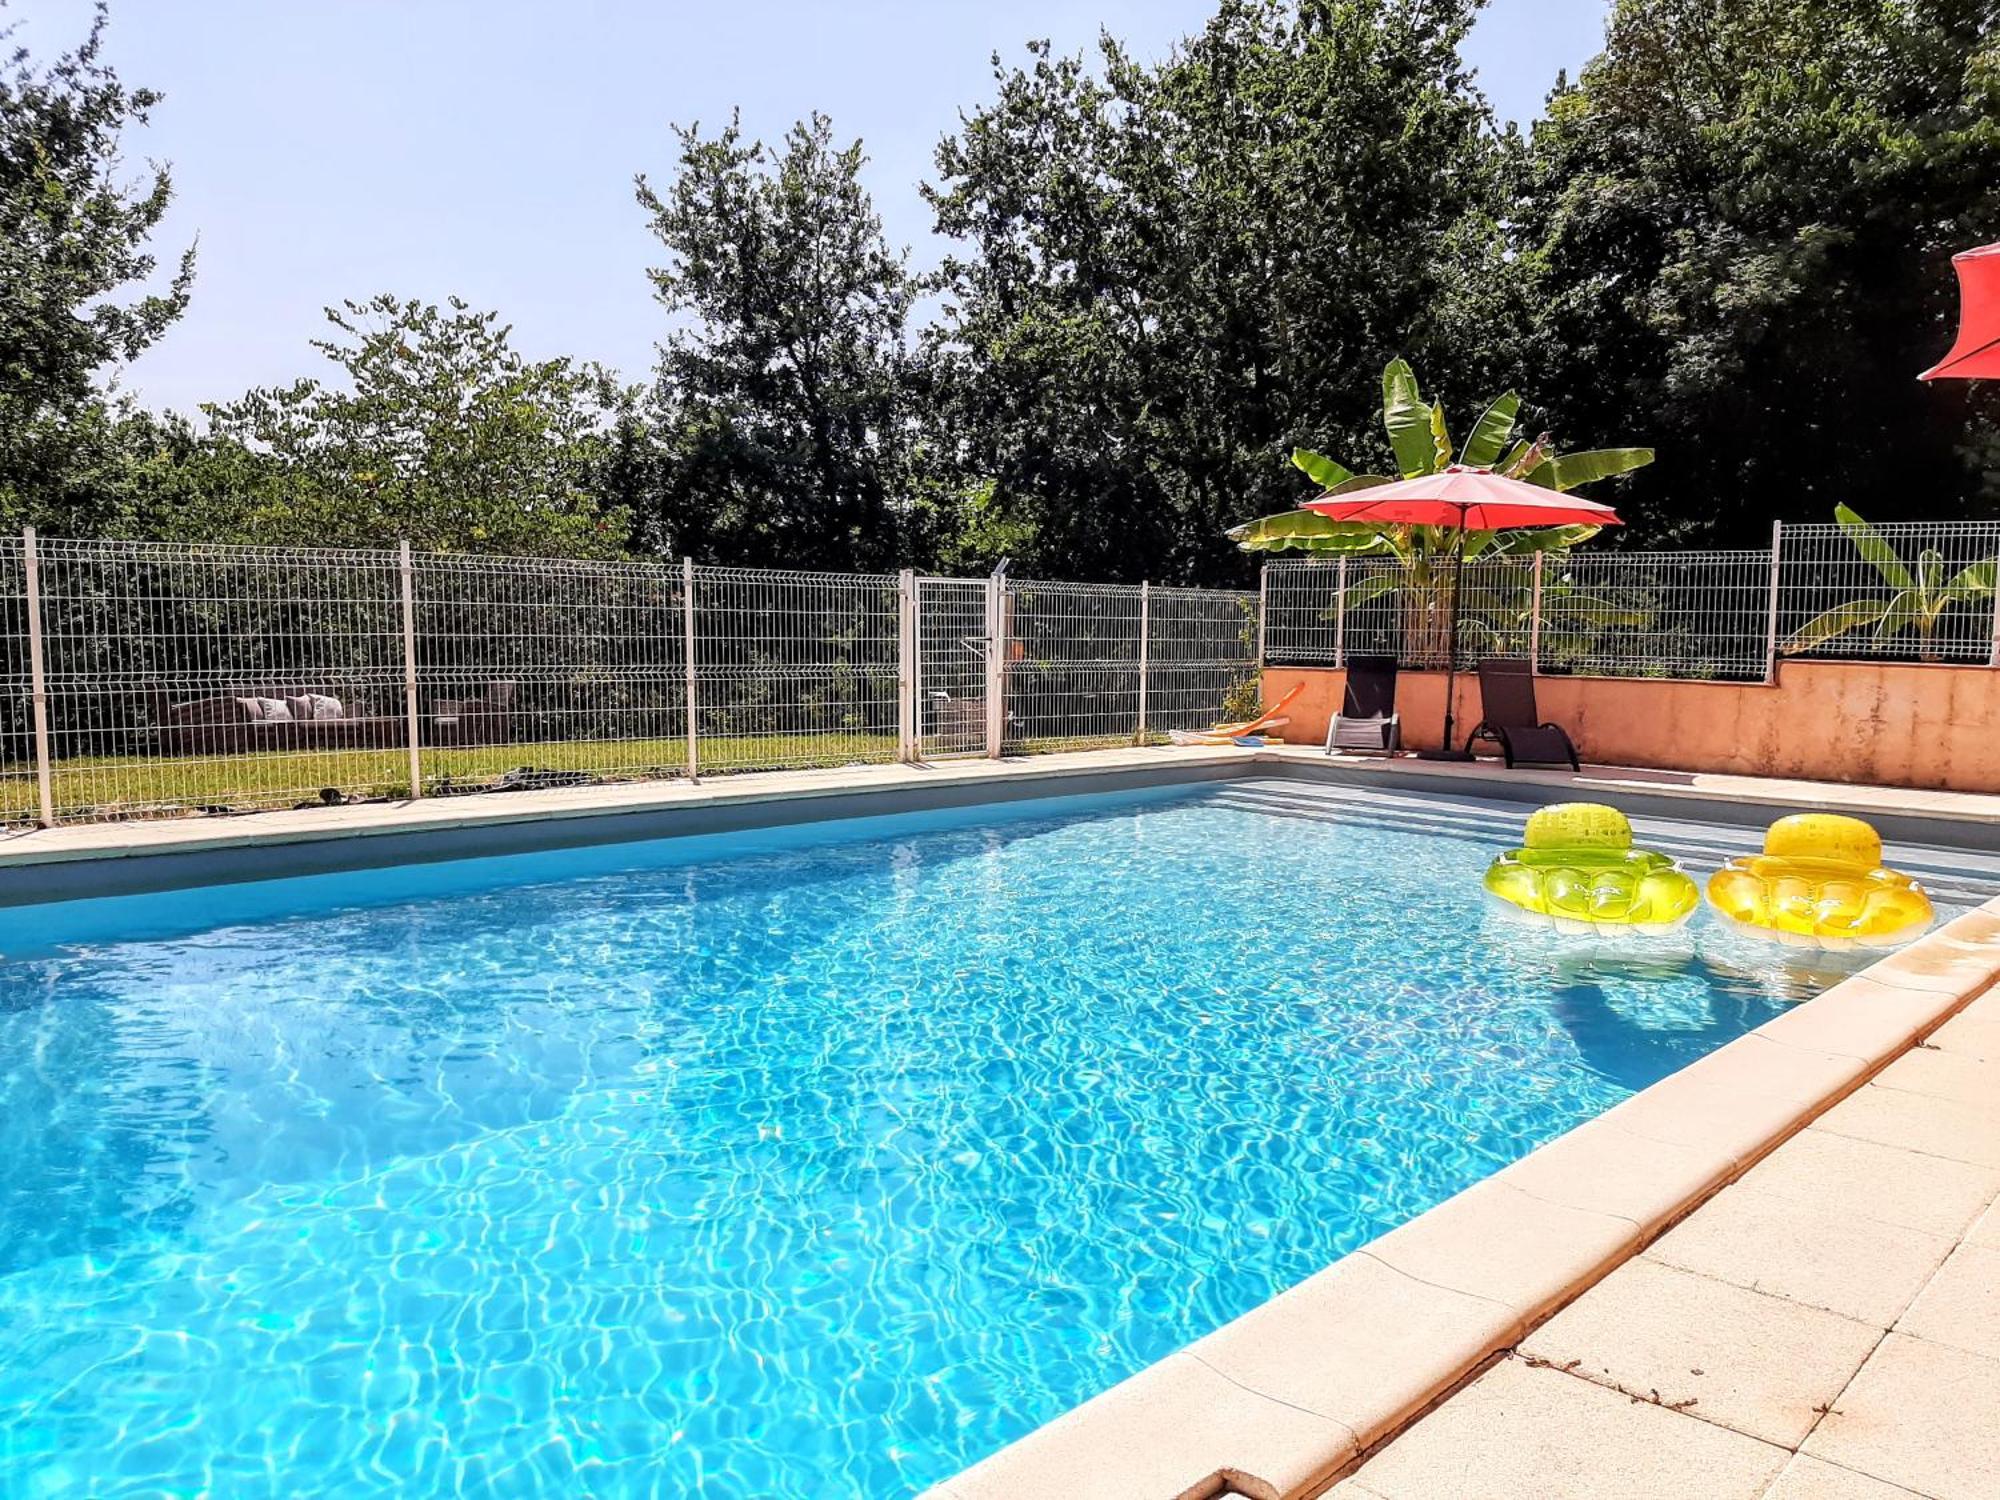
1204 782 1999 906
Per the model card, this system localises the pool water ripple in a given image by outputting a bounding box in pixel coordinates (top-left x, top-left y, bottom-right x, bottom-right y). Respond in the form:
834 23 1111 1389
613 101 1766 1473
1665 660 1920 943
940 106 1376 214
0 785 1847 1495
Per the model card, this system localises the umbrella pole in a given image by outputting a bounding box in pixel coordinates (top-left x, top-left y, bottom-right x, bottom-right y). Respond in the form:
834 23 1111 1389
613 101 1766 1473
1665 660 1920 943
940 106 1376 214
1416 511 1474 761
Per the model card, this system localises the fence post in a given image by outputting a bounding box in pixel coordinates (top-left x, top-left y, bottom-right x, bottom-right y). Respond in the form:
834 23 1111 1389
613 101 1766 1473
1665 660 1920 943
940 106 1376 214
1763 520 1784 685
22 528 54 828
398 540 422 800
1529 551 1545 674
682 557 699 779
1334 557 1348 668
1989 564 2000 669
1256 565 1269 669
1135 581 1151 744
984 569 1006 759
897 569 916 762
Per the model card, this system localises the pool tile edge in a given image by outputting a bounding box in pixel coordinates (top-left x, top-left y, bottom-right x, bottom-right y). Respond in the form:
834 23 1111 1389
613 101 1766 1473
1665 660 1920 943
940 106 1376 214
930 895 2000 1500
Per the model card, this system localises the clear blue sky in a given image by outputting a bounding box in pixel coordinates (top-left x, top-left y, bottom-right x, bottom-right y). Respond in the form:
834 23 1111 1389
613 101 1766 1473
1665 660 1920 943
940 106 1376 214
16 0 1611 414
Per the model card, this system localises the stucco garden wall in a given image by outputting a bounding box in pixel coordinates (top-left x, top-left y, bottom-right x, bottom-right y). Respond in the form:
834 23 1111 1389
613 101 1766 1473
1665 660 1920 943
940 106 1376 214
1262 660 2000 793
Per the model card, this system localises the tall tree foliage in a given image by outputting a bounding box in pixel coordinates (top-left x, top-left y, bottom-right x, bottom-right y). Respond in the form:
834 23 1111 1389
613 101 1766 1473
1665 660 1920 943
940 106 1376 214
636 113 922 571
168 296 633 556
0 1 193 531
1517 0 2000 541
923 0 1514 584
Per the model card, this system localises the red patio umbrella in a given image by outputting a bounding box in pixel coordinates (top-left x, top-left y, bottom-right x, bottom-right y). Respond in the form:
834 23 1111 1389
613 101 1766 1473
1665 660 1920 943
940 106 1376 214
1919 242 2000 381
1302 467 1622 760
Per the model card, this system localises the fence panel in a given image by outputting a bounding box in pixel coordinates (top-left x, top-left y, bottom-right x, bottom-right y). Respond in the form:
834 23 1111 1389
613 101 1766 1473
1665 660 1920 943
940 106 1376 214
1261 561 1344 665
1003 580 1144 750
1542 551 1771 681
413 553 686 793
1268 547 1800 682
1778 521 2000 667
691 567 902 774
1143 586 1261 736
30 540 408 822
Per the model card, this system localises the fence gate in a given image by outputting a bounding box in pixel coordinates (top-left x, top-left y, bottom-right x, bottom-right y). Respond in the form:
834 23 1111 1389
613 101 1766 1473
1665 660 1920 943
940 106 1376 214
912 576 992 758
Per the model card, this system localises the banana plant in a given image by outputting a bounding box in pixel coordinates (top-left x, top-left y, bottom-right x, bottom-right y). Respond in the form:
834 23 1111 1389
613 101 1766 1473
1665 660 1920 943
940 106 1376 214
1227 357 1653 560
1783 505 1998 663
1229 359 1654 660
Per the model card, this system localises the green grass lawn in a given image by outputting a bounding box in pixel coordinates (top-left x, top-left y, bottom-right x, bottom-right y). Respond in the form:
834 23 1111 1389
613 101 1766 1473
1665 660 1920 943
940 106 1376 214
4 733 897 823
2 729 1178 824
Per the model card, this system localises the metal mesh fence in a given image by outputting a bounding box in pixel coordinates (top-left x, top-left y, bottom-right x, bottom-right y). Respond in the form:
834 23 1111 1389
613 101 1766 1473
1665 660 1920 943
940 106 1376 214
14 518 1998 827
1778 522 2000 667
1261 561 1344 665
1264 523 2000 681
2 538 1259 826
1543 551 1772 681
29 539 409 823
0 536 33 821
1144 585 1261 737
1264 556 1532 670
691 566 902 773
414 553 686 793
1005 580 1145 750
913 576 991 760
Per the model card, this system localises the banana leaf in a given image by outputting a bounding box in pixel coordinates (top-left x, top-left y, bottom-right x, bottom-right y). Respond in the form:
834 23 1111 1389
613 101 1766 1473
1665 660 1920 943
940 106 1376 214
1459 392 1519 468
1540 590 1656 629
1490 524 1602 555
1876 588 1919 640
1522 448 1655 492
1917 548 1945 601
1504 435 1550 480
1782 599 1890 654
1381 359 1435 479
1291 448 1354 490
1833 504 1916 591
1341 570 1406 608
1945 558 1997 602
1226 510 1397 554
1429 402 1452 471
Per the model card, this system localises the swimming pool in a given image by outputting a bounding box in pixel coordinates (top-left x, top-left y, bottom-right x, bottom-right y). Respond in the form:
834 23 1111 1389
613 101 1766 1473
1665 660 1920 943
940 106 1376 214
0 779 1921 1496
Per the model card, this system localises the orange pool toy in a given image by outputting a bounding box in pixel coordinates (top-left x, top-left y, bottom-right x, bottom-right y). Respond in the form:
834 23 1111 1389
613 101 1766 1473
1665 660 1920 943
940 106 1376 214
1175 682 1304 745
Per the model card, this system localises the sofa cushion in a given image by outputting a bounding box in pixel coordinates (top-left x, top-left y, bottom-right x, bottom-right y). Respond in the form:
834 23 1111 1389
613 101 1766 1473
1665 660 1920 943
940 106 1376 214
303 693 345 721
255 696 295 723
233 696 267 722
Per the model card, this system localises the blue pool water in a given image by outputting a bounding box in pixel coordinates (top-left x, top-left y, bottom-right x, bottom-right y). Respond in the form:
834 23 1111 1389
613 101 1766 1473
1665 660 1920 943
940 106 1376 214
0 781 1862 1496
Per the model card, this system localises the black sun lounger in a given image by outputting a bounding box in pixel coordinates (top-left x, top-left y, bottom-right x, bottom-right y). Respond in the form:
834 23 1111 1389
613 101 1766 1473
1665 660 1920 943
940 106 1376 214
1326 655 1401 755
1466 657 1579 769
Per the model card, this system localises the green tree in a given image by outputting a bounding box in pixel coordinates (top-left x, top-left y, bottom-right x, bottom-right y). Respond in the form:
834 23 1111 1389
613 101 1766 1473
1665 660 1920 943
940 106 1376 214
1517 0 2000 542
0 1 194 531
923 0 1516 585
636 112 922 571
169 295 633 556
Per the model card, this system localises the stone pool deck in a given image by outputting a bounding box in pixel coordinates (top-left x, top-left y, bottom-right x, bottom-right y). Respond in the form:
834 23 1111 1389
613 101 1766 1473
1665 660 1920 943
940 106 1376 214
1329 984 2000 1500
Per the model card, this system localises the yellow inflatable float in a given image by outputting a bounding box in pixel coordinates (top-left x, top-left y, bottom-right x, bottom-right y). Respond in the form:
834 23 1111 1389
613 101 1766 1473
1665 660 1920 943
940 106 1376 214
1707 814 1933 949
1484 803 1700 935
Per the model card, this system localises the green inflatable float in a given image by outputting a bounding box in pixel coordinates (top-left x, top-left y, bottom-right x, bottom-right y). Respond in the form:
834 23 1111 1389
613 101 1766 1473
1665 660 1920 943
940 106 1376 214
1484 803 1700 935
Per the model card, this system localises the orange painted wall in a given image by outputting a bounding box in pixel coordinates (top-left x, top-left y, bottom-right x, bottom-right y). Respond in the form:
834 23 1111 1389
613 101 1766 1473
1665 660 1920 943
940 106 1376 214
1263 661 2000 794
